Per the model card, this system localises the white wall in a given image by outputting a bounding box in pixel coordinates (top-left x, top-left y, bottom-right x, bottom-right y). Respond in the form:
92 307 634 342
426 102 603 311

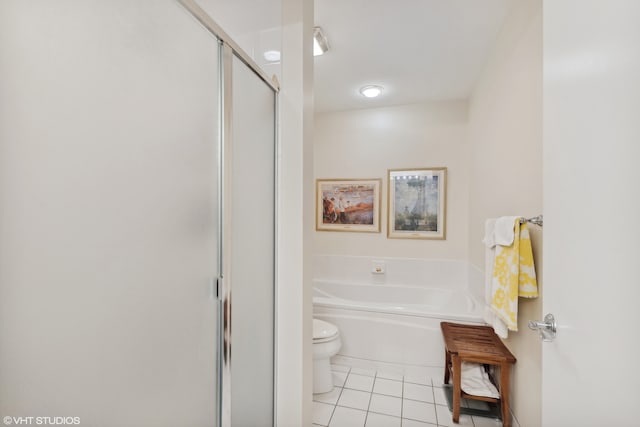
277 0 314 426
467 1 542 426
314 101 469 260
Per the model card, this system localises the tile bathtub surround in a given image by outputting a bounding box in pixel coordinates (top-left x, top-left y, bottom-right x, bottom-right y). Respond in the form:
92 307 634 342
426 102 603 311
312 363 506 427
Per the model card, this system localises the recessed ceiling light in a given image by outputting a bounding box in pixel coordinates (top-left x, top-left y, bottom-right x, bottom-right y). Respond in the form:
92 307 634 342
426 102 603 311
313 27 329 56
263 50 281 63
360 85 383 98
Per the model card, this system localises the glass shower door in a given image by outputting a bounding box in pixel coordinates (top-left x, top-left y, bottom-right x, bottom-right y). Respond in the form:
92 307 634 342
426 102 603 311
225 54 277 427
0 2 220 425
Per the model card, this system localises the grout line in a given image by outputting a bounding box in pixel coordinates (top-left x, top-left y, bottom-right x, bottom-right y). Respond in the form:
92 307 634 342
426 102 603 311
400 370 404 424
336 404 371 413
402 396 436 404
326 402 337 427
370 391 403 399
431 381 440 426
363 371 377 426
333 354 443 371
326 367 350 427
405 381 433 386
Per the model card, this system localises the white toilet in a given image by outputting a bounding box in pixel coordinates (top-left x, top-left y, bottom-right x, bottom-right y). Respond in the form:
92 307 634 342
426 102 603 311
313 318 342 394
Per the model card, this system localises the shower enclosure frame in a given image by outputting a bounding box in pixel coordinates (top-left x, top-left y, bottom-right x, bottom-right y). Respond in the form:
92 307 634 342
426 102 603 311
177 2 280 426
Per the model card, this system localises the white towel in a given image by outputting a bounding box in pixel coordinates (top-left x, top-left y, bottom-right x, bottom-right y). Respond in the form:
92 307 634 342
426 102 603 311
460 362 500 399
483 218 509 338
493 216 519 247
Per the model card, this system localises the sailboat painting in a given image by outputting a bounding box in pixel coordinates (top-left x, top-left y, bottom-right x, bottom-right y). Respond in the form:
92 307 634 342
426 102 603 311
387 168 447 239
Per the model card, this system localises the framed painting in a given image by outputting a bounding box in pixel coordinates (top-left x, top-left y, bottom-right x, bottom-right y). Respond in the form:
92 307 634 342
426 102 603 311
316 179 381 232
387 167 447 239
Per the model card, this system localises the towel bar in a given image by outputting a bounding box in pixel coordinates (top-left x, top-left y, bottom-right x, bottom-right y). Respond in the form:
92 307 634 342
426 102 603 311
519 215 543 226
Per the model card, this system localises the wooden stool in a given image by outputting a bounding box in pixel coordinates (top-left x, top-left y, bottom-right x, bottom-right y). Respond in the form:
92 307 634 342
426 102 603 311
440 322 516 427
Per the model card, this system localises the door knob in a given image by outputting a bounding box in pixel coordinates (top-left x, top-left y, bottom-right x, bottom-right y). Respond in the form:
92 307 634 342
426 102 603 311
528 313 557 342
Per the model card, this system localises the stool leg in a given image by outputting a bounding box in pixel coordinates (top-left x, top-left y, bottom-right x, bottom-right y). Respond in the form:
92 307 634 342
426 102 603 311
499 363 511 427
444 349 451 385
452 355 461 424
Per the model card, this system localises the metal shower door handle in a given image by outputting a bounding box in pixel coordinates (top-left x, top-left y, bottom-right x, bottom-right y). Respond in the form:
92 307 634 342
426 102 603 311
528 313 557 342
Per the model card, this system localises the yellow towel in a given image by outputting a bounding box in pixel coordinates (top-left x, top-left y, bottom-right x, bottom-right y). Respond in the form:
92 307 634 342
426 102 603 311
490 221 538 331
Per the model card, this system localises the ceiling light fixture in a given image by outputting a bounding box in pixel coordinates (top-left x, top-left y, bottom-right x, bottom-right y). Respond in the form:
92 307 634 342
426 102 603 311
313 26 329 56
359 85 383 98
263 50 281 63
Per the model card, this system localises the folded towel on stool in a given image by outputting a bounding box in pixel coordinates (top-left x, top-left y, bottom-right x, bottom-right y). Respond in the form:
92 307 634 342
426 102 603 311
459 362 500 399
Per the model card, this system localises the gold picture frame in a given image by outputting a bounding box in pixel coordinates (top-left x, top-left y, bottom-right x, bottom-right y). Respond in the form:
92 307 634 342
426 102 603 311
387 167 447 239
316 179 381 233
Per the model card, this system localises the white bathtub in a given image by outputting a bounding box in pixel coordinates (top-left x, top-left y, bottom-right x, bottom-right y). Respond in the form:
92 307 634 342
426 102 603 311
313 278 484 367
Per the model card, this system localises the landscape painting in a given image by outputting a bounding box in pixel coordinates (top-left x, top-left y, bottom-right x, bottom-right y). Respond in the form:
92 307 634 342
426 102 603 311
316 179 381 233
388 168 447 239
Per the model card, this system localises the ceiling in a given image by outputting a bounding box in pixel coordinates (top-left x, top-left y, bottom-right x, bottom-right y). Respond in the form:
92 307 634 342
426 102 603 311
195 0 513 113
314 0 513 112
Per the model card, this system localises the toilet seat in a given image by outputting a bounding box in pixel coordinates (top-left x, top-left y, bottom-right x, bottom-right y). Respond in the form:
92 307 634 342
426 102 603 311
313 319 339 343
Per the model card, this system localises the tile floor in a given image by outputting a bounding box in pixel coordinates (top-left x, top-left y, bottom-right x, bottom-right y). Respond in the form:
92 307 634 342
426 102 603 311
312 357 508 427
